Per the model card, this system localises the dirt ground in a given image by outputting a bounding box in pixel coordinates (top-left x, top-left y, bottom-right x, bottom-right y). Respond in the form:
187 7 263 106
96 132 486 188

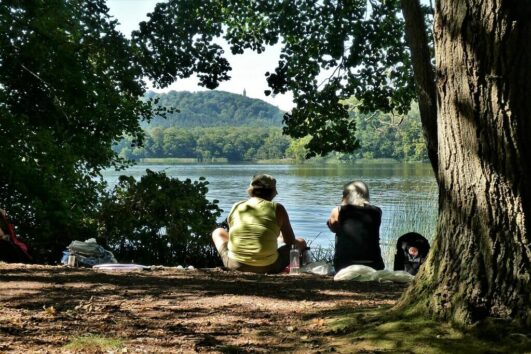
0 263 406 353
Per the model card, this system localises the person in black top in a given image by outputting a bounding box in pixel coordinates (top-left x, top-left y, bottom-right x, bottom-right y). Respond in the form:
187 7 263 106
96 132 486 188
327 181 385 272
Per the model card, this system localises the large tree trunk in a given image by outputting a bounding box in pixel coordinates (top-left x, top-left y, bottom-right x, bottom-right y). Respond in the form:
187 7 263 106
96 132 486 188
399 1 531 326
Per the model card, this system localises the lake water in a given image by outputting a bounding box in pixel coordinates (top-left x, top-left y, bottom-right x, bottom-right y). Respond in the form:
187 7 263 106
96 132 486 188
102 162 438 267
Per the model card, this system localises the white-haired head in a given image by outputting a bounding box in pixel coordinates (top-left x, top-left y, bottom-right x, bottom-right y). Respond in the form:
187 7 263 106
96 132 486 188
342 181 370 206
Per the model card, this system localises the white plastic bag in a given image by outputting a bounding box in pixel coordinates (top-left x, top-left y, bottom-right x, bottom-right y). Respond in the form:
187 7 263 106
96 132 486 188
333 264 377 281
301 261 334 276
377 270 414 283
334 265 415 283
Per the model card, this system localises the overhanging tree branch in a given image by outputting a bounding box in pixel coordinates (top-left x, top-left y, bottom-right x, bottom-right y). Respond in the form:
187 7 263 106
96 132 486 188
400 0 438 175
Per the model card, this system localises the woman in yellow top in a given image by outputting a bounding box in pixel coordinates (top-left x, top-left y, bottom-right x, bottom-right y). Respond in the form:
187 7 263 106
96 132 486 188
212 174 306 273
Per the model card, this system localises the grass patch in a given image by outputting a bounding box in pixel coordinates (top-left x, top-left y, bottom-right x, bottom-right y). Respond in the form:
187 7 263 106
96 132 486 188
380 190 438 269
63 334 123 352
325 308 531 354
310 244 334 263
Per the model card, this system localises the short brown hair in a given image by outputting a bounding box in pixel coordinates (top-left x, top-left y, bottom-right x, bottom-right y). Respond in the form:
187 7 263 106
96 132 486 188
247 174 278 201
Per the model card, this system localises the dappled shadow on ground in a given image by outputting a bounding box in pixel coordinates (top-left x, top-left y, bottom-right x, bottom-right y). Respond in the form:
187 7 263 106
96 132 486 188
0 263 405 353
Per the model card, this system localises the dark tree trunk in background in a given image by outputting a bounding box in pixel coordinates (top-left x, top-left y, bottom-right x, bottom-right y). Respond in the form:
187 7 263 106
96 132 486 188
399 1 531 326
400 0 438 175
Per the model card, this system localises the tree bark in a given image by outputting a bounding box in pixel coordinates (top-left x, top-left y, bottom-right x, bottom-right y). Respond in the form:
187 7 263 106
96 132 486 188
400 0 438 175
399 0 531 327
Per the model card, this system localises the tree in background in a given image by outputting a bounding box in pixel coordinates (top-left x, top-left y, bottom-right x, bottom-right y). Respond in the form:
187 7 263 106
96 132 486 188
118 127 297 162
98 170 222 267
347 100 428 161
135 0 530 327
0 0 202 264
286 136 312 164
0 0 157 261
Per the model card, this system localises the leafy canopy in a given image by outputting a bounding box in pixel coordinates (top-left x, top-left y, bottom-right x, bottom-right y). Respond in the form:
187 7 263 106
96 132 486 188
134 0 416 156
0 0 158 260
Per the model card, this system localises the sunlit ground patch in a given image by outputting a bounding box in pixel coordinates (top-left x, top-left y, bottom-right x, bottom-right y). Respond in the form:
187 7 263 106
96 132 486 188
324 307 531 354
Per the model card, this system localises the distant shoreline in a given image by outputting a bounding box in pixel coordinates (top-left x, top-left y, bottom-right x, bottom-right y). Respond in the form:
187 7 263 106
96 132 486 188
136 157 428 165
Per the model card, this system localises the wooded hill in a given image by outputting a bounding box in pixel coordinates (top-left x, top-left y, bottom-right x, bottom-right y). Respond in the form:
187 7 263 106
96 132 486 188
115 92 428 162
145 90 284 128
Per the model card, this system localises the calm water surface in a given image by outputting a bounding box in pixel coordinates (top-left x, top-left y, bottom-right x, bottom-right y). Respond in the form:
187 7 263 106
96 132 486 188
102 162 438 266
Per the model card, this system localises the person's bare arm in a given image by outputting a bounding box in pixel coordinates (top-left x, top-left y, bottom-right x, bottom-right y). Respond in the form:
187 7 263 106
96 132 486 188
326 207 340 233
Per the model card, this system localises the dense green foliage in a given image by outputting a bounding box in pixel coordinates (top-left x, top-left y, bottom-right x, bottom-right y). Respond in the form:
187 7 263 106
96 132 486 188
115 97 428 162
98 170 222 267
0 1 217 264
116 127 291 162
342 100 427 161
0 0 159 261
133 0 417 156
145 90 283 128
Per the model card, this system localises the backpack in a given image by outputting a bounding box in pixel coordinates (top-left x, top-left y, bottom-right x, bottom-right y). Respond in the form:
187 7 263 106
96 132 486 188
393 232 430 275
